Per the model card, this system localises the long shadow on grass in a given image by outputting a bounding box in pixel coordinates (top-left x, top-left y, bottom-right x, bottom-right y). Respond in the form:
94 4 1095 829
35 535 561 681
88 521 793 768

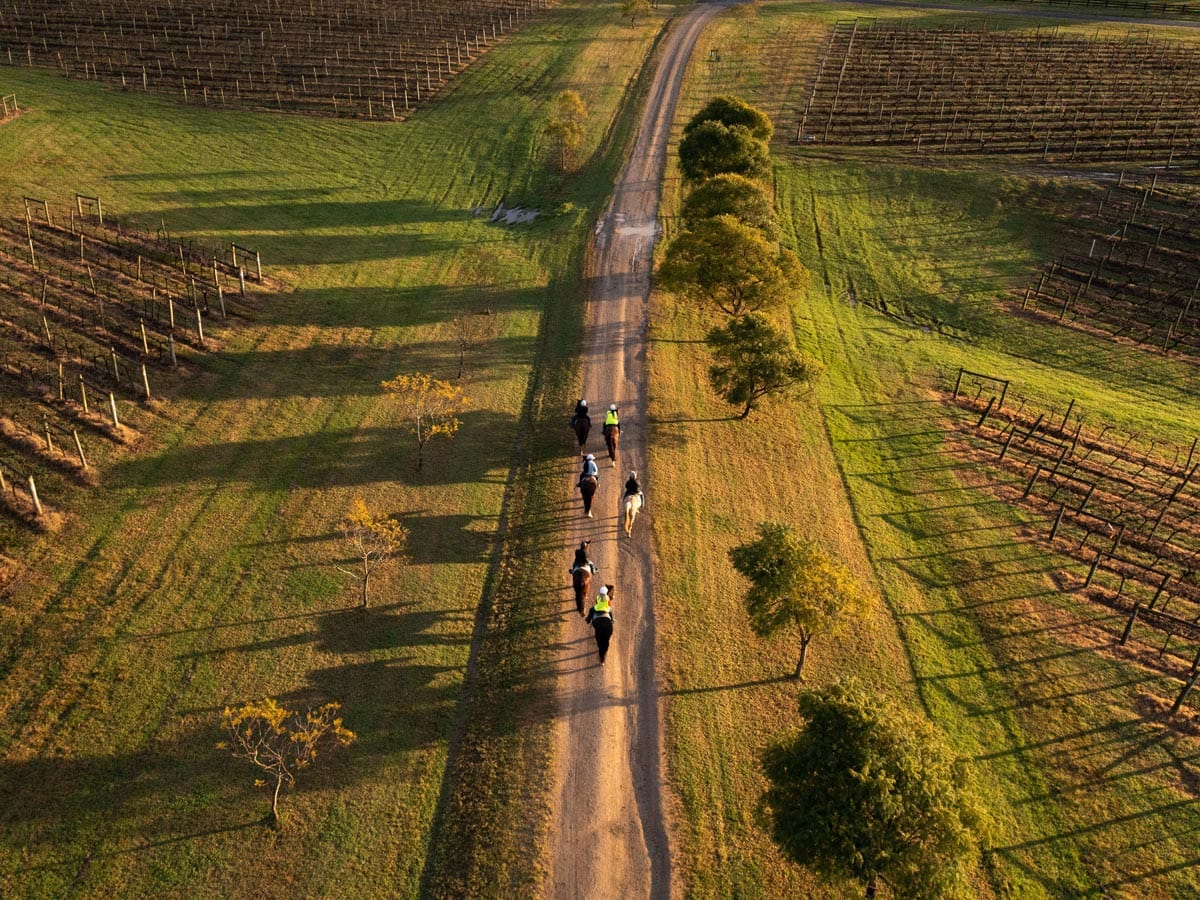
179 605 473 661
109 409 517 489
180 334 537 400
0 721 263 875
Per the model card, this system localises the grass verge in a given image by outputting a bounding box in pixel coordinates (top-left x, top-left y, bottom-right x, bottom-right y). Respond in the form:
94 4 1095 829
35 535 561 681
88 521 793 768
649 2 1200 896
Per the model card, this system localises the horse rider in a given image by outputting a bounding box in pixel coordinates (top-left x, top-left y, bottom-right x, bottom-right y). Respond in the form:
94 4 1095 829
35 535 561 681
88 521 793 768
585 585 615 665
570 540 596 574
624 470 644 504
579 453 599 485
571 399 589 429
603 403 619 438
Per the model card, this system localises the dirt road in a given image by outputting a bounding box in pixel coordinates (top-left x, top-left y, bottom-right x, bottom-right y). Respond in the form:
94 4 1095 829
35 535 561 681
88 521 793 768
546 3 734 898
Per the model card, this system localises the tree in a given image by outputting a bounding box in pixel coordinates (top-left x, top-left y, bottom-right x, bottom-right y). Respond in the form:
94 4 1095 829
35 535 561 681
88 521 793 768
452 308 497 380
762 681 979 898
707 314 818 419
658 216 800 317
680 173 779 240
621 0 652 22
381 373 469 471
544 89 587 171
678 120 771 184
219 699 356 827
728 521 861 676
684 94 774 142
337 497 410 608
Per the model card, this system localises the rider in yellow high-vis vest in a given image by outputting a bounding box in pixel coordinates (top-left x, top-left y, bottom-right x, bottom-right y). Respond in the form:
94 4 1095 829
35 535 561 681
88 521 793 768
603 404 619 436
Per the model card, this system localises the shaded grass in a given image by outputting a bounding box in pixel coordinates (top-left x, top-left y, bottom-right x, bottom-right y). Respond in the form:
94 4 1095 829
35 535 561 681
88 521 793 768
649 1 1200 897
0 1 669 895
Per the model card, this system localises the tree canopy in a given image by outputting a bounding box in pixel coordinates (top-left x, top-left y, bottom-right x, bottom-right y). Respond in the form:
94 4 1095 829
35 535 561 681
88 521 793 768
707 314 818 419
544 89 587 171
684 94 774 142
658 215 799 317
728 521 860 675
678 120 771 184
680 173 779 240
381 373 470 471
762 681 980 898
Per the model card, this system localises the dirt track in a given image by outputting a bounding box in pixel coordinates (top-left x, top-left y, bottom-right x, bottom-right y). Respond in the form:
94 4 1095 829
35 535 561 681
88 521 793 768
545 3 734 898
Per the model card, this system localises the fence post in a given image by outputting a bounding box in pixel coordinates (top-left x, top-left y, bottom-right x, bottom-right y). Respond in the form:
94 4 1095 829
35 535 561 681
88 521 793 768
168 333 177 367
43 417 54 452
108 392 120 428
28 475 42 516
73 429 88 469
1119 601 1141 645
952 367 964 399
141 364 151 400
195 307 205 344
79 375 89 413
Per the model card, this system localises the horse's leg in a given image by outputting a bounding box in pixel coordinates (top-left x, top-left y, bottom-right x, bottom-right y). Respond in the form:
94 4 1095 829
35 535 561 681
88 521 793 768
624 500 632 537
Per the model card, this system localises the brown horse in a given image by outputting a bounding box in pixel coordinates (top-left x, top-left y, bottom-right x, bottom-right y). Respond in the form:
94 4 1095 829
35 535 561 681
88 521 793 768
571 413 591 449
604 426 619 467
572 564 592 616
578 474 598 517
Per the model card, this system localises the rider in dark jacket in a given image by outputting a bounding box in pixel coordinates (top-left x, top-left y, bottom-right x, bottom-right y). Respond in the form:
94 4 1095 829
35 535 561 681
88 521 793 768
571 541 595 573
585 585 615 665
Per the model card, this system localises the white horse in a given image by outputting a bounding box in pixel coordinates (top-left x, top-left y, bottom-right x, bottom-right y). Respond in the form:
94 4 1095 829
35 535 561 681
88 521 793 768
623 492 644 537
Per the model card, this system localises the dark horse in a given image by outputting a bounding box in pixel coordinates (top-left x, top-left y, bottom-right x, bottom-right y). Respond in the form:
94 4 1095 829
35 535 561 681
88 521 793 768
578 474 598 517
603 425 619 468
571 412 591 449
571 564 592 616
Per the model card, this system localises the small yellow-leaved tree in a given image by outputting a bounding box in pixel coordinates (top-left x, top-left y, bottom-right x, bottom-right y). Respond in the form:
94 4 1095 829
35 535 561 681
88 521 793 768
381 373 470 471
219 698 356 827
338 497 410 607
544 89 587 172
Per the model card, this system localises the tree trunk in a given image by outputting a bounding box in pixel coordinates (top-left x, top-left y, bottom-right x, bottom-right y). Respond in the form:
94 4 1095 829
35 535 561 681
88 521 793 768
794 634 811 679
457 346 465 379
865 874 877 898
739 398 753 419
270 774 284 828
361 571 370 608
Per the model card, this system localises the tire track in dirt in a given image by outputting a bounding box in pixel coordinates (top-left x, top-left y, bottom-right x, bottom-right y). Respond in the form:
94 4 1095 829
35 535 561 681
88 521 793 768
545 4 736 898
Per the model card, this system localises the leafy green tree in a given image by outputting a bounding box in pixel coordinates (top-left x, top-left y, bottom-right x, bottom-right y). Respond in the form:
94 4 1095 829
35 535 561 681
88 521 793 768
220 699 356 827
678 120 771 184
728 522 861 676
382 373 470 471
544 89 587 171
684 94 774 142
680 173 779 240
658 216 799 317
762 681 980 898
707 314 818 418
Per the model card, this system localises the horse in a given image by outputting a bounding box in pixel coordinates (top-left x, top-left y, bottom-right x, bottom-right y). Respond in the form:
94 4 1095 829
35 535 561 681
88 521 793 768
623 492 643 537
578 474 598 517
571 412 591 449
571 564 592 616
604 425 619 467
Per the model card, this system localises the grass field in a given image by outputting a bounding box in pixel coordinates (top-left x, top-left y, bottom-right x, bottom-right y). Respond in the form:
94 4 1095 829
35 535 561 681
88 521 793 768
649 2 1200 897
0 2 670 895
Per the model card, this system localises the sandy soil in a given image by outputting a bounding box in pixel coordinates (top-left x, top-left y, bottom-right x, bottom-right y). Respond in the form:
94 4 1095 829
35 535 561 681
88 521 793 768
545 3 735 898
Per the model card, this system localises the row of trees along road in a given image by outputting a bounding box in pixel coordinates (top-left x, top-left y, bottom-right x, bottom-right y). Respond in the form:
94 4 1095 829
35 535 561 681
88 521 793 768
660 97 983 893
659 96 816 418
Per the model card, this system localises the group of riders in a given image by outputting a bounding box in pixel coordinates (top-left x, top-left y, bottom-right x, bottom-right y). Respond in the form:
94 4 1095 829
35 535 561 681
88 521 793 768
568 399 646 666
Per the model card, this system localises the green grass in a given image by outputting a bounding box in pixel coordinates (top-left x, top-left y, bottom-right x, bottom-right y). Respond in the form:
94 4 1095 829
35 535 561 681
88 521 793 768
649 2 1200 897
0 2 670 895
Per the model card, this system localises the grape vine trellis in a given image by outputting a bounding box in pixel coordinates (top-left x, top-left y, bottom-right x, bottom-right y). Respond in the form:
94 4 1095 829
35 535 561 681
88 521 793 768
0 0 550 119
